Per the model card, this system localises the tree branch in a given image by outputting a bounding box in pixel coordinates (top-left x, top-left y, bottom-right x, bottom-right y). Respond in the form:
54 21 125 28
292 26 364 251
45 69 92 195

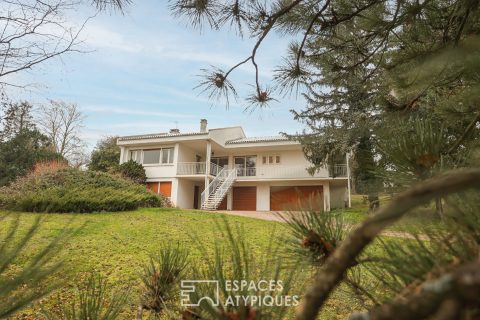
296 168 480 320
349 259 480 320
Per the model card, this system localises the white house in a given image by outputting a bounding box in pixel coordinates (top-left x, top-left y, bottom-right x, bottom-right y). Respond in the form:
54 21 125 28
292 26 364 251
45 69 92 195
117 119 351 211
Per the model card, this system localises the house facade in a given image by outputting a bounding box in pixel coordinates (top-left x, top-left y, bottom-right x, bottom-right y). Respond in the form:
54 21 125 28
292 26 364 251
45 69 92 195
117 119 351 211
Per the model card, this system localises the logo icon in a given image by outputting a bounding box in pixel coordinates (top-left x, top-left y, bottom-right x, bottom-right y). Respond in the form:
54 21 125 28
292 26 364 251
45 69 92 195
180 280 220 307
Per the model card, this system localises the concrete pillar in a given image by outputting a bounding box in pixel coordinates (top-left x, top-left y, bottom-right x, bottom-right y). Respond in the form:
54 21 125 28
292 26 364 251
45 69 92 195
205 141 212 191
119 146 125 164
227 189 233 210
171 178 179 207
323 182 331 212
257 183 270 211
173 143 180 176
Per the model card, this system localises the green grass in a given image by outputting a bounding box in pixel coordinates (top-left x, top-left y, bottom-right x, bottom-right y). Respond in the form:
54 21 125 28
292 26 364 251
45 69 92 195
1 204 431 319
336 194 445 233
0 208 294 319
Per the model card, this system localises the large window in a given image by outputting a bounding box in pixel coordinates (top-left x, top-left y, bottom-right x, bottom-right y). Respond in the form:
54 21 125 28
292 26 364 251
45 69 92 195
129 150 141 163
161 148 174 164
143 149 161 164
137 147 174 165
211 157 229 168
234 156 256 176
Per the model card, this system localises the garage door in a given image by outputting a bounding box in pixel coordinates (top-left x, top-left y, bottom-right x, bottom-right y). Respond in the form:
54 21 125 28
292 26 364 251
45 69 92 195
159 182 172 197
270 186 323 211
232 187 257 211
146 182 159 194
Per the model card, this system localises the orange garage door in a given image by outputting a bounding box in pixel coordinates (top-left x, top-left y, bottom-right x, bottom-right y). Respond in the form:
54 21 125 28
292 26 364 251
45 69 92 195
270 186 323 211
146 181 172 197
159 182 172 197
146 182 159 194
232 187 256 211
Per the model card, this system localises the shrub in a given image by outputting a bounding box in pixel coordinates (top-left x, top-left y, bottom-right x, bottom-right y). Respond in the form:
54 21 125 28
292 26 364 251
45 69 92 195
116 160 146 184
139 244 189 317
0 168 166 213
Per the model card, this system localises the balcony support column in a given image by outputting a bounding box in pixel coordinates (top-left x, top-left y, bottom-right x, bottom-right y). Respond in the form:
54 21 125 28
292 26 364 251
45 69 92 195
205 141 212 192
323 182 331 212
119 146 125 164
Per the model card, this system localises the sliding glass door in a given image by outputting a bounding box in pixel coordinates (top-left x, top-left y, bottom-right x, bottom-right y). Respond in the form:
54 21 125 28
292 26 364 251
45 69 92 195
234 156 256 176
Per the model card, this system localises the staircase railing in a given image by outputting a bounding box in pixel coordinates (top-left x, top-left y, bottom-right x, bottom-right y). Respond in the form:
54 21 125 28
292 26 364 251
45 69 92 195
201 167 227 206
201 168 237 209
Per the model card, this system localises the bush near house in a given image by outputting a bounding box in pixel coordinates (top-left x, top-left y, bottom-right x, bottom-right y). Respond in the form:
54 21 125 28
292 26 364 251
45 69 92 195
116 160 147 184
0 167 165 213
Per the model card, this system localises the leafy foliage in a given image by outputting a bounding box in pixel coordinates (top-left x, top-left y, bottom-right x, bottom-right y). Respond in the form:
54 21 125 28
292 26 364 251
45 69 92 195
89 136 121 173
116 160 147 184
0 168 164 213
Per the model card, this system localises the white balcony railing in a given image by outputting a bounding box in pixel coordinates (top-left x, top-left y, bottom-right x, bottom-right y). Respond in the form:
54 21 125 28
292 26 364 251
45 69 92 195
235 164 348 179
176 162 223 176
177 163 348 178
177 162 206 175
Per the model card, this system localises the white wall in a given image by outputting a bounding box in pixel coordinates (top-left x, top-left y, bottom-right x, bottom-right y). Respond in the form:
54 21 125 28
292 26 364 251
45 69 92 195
177 144 199 163
232 149 330 180
175 179 197 209
330 181 349 209
256 183 270 211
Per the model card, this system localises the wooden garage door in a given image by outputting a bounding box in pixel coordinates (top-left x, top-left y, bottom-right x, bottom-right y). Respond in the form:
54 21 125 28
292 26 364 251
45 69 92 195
159 182 172 197
270 186 323 211
232 187 256 211
146 182 159 194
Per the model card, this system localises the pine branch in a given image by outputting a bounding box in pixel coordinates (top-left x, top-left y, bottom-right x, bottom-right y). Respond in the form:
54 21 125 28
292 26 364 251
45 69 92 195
296 168 480 320
349 259 480 320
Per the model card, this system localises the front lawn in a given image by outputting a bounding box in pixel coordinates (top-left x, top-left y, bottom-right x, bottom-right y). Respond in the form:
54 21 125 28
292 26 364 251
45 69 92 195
337 194 445 233
1 207 420 319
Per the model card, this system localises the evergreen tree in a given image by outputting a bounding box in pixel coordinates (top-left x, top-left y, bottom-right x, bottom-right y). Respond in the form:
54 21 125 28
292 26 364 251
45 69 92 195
0 101 36 141
0 101 62 186
89 136 121 172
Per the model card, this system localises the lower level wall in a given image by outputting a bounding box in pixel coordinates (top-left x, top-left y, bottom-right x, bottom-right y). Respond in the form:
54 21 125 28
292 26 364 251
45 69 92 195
330 181 349 209
174 179 204 209
229 179 348 211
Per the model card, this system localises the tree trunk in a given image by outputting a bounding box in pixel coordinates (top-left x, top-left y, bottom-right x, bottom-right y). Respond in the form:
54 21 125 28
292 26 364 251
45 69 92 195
435 197 444 219
368 193 380 212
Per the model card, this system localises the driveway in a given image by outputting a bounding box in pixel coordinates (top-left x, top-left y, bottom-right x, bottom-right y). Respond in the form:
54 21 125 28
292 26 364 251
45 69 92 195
216 210 285 222
214 210 425 240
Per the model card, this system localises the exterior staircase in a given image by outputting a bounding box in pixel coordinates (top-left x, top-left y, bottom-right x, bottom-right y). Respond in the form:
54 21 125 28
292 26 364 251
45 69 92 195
201 168 237 210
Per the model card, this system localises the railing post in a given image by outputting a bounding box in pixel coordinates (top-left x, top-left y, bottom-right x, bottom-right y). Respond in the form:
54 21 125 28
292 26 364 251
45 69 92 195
205 141 212 196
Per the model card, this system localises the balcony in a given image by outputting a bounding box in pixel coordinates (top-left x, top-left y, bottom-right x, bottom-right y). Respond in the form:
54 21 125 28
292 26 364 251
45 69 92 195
235 164 347 179
176 162 223 176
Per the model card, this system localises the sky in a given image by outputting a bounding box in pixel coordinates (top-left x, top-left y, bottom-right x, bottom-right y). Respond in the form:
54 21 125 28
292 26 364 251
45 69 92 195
13 0 307 149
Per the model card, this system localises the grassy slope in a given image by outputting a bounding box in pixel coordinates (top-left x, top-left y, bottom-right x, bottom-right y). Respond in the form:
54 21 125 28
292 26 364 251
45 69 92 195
2 205 418 319
1 209 295 319
337 194 445 232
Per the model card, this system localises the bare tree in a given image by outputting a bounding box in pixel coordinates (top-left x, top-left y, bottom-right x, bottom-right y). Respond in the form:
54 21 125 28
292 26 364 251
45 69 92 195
0 0 131 92
37 100 86 166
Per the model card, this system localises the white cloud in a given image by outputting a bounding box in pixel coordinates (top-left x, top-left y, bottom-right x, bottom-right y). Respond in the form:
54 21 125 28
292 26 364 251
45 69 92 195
81 105 197 118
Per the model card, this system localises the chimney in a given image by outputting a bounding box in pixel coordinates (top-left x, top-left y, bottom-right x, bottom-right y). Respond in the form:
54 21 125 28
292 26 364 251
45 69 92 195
200 119 208 133
169 128 180 134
